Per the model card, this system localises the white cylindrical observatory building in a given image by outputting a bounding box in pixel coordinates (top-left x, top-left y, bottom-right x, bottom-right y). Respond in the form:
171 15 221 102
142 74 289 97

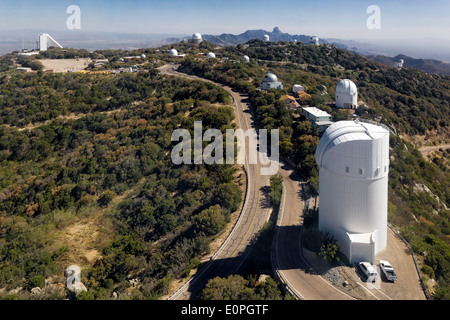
315 121 390 264
192 33 203 44
335 79 358 109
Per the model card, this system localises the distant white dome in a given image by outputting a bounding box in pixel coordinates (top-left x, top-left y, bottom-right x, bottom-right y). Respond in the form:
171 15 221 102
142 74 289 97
169 49 178 56
310 36 319 45
264 34 270 42
242 55 250 63
193 33 202 40
141 54 146 59
206 52 216 59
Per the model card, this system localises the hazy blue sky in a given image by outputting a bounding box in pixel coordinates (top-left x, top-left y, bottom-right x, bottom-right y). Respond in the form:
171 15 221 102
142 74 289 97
1 0 449 41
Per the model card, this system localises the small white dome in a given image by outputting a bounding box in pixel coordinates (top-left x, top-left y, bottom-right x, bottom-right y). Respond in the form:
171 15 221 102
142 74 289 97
265 72 278 82
264 34 270 42
336 79 357 95
206 52 216 59
169 49 178 56
242 55 250 63
193 33 202 40
141 54 146 59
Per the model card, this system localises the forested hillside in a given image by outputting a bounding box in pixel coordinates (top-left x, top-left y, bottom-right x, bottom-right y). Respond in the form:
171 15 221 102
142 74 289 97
0 65 243 299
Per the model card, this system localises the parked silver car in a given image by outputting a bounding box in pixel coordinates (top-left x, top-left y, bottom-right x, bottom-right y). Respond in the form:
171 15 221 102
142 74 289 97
380 260 397 282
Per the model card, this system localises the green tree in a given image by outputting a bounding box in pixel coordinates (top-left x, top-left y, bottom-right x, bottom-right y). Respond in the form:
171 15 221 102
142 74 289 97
270 174 283 207
193 205 226 236
319 239 340 263
214 183 242 213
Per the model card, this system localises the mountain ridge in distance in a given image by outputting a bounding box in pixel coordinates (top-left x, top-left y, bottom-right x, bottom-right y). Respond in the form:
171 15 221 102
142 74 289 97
366 53 450 76
197 27 450 77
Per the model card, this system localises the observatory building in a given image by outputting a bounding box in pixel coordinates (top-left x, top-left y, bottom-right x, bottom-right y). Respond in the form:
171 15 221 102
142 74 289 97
292 84 305 93
264 34 270 42
242 55 250 63
206 52 216 59
190 33 203 44
315 121 390 264
335 79 358 109
169 49 178 57
260 72 283 90
309 36 319 46
395 59 404 68
38 33 63 51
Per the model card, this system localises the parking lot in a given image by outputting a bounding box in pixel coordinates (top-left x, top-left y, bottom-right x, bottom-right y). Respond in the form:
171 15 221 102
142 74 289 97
344 227 428 300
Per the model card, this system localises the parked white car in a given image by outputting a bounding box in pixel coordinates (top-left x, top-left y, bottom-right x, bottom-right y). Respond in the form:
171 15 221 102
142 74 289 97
380 260 397 282
359 262 378 282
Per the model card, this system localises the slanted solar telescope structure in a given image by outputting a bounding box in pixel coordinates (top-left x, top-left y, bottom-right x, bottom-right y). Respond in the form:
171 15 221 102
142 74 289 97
315 121 390 264
39 33 63 51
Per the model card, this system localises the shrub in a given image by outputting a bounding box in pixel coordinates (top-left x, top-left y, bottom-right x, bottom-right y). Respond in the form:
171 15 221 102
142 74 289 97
25 275 45 291
97 190 116 207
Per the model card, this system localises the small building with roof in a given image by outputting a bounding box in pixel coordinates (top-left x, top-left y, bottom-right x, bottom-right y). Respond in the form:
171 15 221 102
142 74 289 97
281 95 300 109
302 107 333 132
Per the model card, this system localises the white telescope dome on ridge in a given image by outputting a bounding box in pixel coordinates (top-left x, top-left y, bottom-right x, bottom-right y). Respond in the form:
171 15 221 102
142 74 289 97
191 33 203 44
395 59 404 68
264 34 270 42
315 120 390 264
169 49 178 56
309 36 319 46
206 52 216 59
242 55 250 63
335 79 358 109
193 33 202 40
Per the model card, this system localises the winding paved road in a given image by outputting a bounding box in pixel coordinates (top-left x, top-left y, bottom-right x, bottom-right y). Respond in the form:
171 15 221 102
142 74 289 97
159 64 354 300
159 64 272 300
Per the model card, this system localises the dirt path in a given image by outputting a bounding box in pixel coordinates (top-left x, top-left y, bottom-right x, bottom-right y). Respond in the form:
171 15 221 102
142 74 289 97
419 144 450 158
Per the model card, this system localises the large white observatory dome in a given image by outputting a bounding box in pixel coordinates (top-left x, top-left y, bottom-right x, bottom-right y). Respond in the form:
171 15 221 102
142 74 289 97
193 33 202 40
169 49 178 56
206 52 216 59
191 33 203 44
335 79 358 109
242 55 250 63
264 34 270 42
315 121 390 264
